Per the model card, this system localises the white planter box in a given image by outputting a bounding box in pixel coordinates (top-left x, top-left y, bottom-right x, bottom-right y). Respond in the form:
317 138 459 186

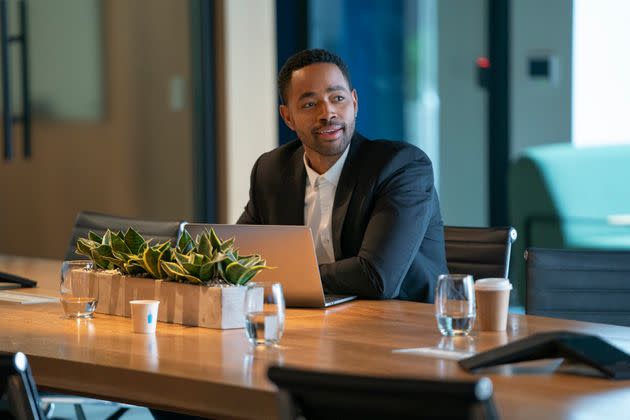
92 271 246 329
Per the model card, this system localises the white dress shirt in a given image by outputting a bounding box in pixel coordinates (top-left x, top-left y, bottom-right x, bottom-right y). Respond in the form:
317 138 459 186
303 146 350 265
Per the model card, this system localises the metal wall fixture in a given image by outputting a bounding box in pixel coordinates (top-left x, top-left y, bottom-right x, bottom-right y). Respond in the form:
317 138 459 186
1 0 31 161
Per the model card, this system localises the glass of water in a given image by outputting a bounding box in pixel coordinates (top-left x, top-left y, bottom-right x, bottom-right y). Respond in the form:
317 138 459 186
435 274 476 336
60 260 99 319
244 282 285 346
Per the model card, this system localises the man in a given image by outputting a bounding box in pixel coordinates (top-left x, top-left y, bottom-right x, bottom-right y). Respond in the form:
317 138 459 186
238 49 447 302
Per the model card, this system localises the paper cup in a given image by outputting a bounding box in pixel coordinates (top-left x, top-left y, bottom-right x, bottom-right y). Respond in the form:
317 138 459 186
130 300 160 334
474 278 512 332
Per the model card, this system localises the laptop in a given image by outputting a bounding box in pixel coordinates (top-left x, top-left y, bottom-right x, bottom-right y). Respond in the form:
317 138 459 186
182 223 357 308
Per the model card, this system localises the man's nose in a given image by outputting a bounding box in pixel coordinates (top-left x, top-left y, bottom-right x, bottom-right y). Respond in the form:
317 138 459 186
318 101 337 121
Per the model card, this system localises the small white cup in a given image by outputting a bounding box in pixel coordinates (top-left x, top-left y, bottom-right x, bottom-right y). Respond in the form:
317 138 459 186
130 300 160 334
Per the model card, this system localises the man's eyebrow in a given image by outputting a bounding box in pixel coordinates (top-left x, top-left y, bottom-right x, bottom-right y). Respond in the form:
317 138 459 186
297 85 350 102
326 85 349 93
297 91 316 102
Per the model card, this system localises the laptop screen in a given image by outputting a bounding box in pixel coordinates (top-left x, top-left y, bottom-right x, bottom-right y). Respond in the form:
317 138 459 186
182 223 332 307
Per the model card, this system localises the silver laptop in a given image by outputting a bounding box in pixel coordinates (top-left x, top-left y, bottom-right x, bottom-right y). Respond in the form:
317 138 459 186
182 223 357 308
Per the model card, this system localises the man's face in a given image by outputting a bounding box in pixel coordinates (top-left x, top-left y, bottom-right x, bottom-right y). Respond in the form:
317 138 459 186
280 63 358 161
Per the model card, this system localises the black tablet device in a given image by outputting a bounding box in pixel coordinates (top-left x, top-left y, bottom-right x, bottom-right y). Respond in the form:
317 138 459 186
459 331 630 380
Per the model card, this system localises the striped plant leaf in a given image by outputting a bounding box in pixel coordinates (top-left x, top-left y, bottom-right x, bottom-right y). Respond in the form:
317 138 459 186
87 231 103 243
177 230 194 254
111 234 131 255
124 228 145 254
102 230 113 246
142 247 162 278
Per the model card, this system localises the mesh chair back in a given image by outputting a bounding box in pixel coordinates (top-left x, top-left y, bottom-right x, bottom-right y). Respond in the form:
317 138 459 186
65 210 183 260
444 226 517 280
268 366 499 420
526 247 630 326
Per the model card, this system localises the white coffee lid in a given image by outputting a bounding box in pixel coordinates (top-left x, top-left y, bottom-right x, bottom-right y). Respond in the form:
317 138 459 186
475 278 512 291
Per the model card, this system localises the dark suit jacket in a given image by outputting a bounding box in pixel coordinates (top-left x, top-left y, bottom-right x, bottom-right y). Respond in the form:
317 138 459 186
237 132 447 303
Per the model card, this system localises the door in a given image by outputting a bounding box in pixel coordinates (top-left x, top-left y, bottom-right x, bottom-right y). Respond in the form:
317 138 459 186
0 0 195 258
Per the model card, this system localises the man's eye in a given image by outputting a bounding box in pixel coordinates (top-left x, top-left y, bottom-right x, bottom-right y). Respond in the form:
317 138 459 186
301 102 315 109
333 95 345 102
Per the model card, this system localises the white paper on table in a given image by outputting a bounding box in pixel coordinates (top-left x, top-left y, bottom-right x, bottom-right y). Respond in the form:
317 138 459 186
0 291 59 304
392 347 476 360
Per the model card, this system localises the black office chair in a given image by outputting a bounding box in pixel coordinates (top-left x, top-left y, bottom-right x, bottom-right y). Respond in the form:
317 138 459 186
526 247 630 326
65 210 184 260
444 226 517 279
268 366 499 420
1 352 46 420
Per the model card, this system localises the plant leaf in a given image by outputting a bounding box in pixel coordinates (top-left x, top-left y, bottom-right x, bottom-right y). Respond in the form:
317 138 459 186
192 253 205 266
111 234 131 255
102 230 113 246
142 247 162 278
237 270 258 285
224 261 249 285
124 262 146 276
90 244 113 270
182 262 201 277
124 228 145 254
177 230 194 254
157 241 171 253
220 237 235 253
88 231 103 243
198 233 212 257
238 255 264 268
199 262 215 281
76 238 99 258
208 228 222 250
161 261 203 284
172 251 189 266
161 261 186 278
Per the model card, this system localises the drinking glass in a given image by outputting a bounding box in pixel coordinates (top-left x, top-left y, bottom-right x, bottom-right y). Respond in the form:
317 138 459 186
435 274 476 336
243 282 285 346
60 260 99 319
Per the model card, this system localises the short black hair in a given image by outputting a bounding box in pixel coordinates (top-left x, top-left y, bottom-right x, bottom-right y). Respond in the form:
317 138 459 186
277 49 352 104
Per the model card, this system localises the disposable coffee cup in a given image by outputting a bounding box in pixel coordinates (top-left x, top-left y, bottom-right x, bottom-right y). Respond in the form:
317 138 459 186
474 278 512 331
130 300 160 334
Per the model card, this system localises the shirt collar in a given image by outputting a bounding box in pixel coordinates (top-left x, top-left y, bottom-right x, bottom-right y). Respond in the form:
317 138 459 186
303 144 350 188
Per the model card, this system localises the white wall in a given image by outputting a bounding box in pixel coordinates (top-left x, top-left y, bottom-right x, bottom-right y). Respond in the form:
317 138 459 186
221 0 278 223
573 0 630 147
510 0 573 158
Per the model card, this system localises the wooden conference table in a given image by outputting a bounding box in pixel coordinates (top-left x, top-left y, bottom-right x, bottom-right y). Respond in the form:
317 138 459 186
2 255 630 419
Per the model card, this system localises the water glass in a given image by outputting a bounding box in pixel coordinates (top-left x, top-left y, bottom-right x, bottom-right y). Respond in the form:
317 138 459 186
60 260 99 319
435 274 476 336
243 282 285 346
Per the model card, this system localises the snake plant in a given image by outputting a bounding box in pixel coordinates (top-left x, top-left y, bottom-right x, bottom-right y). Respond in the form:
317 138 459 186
75 227 270 286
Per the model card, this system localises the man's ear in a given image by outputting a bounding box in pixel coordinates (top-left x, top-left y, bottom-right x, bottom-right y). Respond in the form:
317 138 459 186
352 89 358 117
279 105 295 131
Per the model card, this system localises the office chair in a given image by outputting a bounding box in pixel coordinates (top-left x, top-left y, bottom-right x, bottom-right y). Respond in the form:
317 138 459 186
65 210 184 261
526 247 630 326
1 352 46 420
444 226 517 280
268 366 499 420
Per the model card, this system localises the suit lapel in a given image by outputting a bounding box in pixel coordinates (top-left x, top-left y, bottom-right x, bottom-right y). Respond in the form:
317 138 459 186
281 146 306 225
331 133 363 260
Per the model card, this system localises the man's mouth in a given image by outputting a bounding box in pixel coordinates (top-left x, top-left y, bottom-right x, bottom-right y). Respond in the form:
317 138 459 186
313 125 344 140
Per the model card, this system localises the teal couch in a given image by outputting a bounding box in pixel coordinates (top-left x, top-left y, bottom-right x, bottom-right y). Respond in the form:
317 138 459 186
508 143 630 307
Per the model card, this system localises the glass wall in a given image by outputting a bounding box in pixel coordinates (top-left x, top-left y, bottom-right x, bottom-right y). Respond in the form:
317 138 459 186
306 0 440 182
